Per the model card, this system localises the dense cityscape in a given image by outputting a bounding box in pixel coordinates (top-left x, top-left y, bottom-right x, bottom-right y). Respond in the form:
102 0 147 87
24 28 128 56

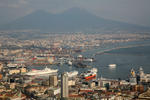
1 0 150 99
0 31 150 99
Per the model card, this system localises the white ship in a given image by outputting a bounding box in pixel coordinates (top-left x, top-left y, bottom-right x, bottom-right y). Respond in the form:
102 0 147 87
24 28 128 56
66 71 78 78
7 63 18 68
108 64 116 69
26 67 58 76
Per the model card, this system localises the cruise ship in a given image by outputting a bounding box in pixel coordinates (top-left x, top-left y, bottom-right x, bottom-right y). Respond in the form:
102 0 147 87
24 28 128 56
25 67 58 76
82 68 98 80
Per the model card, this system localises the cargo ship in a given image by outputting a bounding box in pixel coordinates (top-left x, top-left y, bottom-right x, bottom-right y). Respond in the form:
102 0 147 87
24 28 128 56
81 68 97 80
25 67 58 76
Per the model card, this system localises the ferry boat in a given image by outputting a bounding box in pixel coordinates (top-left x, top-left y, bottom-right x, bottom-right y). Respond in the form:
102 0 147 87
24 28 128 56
82 68 97 80
108 64 116 69
25 67 58 76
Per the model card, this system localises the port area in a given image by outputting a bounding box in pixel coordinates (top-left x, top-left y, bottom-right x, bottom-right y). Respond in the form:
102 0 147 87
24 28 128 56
1 62 150 100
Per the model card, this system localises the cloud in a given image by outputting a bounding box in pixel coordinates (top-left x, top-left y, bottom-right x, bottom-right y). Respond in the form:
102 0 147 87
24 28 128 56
0 0 28 8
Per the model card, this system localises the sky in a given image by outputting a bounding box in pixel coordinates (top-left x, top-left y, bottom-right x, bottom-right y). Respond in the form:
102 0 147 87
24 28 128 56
0 0 150 27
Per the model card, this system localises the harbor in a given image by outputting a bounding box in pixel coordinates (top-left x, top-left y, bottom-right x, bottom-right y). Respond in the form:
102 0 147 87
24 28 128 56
0 60 150 99
0 32 150 99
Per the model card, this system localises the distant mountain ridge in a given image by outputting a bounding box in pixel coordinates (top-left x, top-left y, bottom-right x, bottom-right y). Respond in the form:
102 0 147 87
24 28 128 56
0 8 149 32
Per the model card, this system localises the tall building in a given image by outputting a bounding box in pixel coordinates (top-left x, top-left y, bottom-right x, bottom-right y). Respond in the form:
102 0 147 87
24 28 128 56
0 62 3 71
49 75 58 87
61 72 68 99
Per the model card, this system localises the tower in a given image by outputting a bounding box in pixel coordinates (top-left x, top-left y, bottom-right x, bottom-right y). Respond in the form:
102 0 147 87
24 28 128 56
129 68 137 85
130 68 136 77
61 72 68 99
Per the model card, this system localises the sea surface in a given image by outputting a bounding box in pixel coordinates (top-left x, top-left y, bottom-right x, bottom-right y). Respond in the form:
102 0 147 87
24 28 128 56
93 45 150 79
31 39 150 80
81 39 150 79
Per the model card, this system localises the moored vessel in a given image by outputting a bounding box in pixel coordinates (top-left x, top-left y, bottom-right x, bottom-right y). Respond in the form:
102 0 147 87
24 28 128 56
108 64 116 69
81 68 97 80
25 67 58 76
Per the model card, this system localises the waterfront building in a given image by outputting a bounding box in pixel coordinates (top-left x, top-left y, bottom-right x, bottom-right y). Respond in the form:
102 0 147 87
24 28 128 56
68 80 76 86
20 67 27 73
8 67 27 75
9 69 20 74
139 67 150 82
49 75 58 87
139 67 145 77
89 81 96 88
61 72 68 99
132 85 144 93
49 87 60 96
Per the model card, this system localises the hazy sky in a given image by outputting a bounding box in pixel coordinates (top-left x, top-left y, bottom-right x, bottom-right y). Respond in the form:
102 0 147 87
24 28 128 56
1 0 150 26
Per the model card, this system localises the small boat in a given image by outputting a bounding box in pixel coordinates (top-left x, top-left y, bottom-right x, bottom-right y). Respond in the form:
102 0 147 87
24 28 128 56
108 64 116 69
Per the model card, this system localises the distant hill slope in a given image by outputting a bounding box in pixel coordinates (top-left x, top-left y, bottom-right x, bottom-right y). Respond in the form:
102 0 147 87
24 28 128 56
0 8 149 32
